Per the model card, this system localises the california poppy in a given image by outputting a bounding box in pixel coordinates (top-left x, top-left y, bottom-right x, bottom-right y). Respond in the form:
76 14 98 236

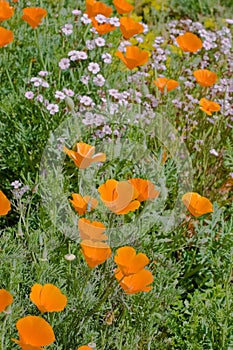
98 179 140 214
78 347 92 350
154 77 179 93
64 142 106 169
70 194 98 216
199 98 221 115
80 239 112 268
0 189 11 215
0 1 14 22
115 46 148 70
86 0 112 18
0 289 13 312
182 192 213 217
22 8 47 28
193 69 217 87
115 268 153 294
78 218 107 241
12 316 55 349
113 0 133 14
0 26 13 48
128 178 160 202
114 246 149 276
176 32 202 53
119 17 144 40
30 284 67 313
91 18 116 35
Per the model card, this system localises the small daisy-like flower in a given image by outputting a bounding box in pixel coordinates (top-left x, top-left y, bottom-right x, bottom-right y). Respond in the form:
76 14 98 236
141 22 149 33
95 37 106 47
209 148 219 157
36 94 44 103
88 62 100 74
80 75 90 85
38 70 49 77
109 17 120 27
62 23 73 35
25 91 34 100
55 91 66 100
47 104 59 115
72 9 81 16
59 58 70 70
101 53 112 64
86 39 96 50
95 14 107 24
81 14 91 25
41 81 49 88
64 253 76 261
30 77 42 87
80 96 94 106
11 180 22 189
63 88 74 97
93 74 105 87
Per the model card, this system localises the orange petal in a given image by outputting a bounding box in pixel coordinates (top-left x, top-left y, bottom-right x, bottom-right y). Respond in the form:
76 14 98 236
114 246 149 275
0 190 11 215
81 240 112 268
182 192 213 217
78 218 107 241
22 8 47 28
0 289 13 312
115 268 154 294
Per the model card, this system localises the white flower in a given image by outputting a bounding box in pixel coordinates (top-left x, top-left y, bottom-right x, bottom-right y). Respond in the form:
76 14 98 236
38 70 49 77
88 62 100 74
209 148 219 157
80 96 93 106
11 180 22 189
36 94 44 103
41 81 49 88
63 88 74 97
101 53 112 64
59 58 70 70
108 17 120 27
95 37 106 47
68 50 88 61
86 39 96 50
55 91 66 100
47 104 59 115
30 77 42 87
72 9 81 16
25 91 34 100
62 24 73 36
80 75 90 85
93 74 105 87
64 253 76 261
141 22 149 33
95 14 107 24
81 14 92 25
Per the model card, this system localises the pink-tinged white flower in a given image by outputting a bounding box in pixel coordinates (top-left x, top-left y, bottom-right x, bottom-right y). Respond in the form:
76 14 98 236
68 50 88 61
117 40 132 52
63 88 74 97
95 14 107 24
109 17 120 27
41 81 49 88
80 96 94 106
93 74 105 87
72 9 81 16
11 180 22 189
80 75 90 85
55 91 66 100
86 40 96 50
36 94 44 103
62 24 73 35
47 104 59 115
88 62 100 74
90 27 98 34
95 37 106 47
64 253 76 261
209 148 219 157
25 91 34 100
59 58 70 70
141 22 149 33
38 70 49 77
101 53 112 64
81 14 91 25
30 77 43 87
108 89 119 98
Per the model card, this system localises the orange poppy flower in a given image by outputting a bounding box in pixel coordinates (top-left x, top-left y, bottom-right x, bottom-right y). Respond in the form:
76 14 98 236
199 98 221 115
77 347 92 350
153 77 179 93
0 189 11 215
64 142 106 169
193 69 217 87
114 246 149 276
91 18 116 35
115 46 148 70
0 1 14 22
70 194 98 216
0 26 13 48
0 289 13 312
98 179 140 214
115 268 153 294
30 284 67 313
176 32 202 53
78 218 107 241
113 0 133 14
128 178 160 202
119 17 144 40
12 316 55 349
86 0 112 18
80 239 112 268
22 8 47 28
182 192 213 217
